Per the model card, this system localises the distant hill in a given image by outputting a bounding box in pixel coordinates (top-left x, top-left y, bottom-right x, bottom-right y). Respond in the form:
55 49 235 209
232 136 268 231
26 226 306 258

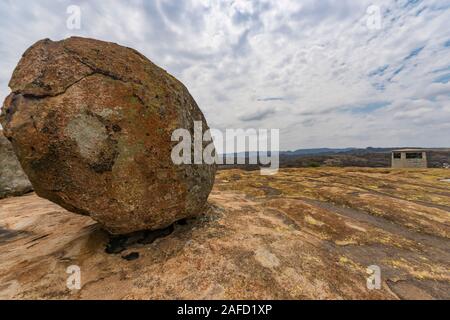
281 147 393 156
281 148 356 156
224 147 416 158
219 147 450 169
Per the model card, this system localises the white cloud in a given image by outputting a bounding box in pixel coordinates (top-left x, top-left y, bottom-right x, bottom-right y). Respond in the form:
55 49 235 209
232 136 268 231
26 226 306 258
0 0 449 151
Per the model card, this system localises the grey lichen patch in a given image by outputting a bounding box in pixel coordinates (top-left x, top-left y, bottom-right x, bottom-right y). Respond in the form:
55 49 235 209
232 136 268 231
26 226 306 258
65 113 108 160
65 113 118 172
254 247 280 269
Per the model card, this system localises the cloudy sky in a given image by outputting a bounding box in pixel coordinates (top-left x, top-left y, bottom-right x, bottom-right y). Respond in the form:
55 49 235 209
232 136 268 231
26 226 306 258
1 0 449 151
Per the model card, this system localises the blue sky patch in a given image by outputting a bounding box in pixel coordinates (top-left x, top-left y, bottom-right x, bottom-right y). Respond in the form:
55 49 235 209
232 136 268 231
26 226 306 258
404 46 424 61
434 73 450 83
347 102 390 114
368 65 389 77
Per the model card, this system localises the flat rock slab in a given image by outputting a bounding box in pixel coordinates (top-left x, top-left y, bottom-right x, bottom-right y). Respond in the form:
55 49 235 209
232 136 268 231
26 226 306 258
0 168 449 299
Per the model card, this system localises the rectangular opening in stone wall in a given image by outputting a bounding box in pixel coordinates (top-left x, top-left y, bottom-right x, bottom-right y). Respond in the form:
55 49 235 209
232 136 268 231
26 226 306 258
393 152 401 159
406 152 423 159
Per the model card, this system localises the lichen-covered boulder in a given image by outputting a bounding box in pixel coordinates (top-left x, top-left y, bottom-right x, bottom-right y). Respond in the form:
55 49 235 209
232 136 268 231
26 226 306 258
0 131 33 198
0 37 216 234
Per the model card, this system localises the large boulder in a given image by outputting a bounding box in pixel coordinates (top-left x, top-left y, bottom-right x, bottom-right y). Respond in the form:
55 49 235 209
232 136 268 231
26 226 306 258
0 37 216 234
0 131 33 198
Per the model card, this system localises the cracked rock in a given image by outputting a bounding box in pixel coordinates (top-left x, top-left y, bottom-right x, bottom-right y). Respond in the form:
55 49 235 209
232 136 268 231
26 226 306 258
0 37 216 234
